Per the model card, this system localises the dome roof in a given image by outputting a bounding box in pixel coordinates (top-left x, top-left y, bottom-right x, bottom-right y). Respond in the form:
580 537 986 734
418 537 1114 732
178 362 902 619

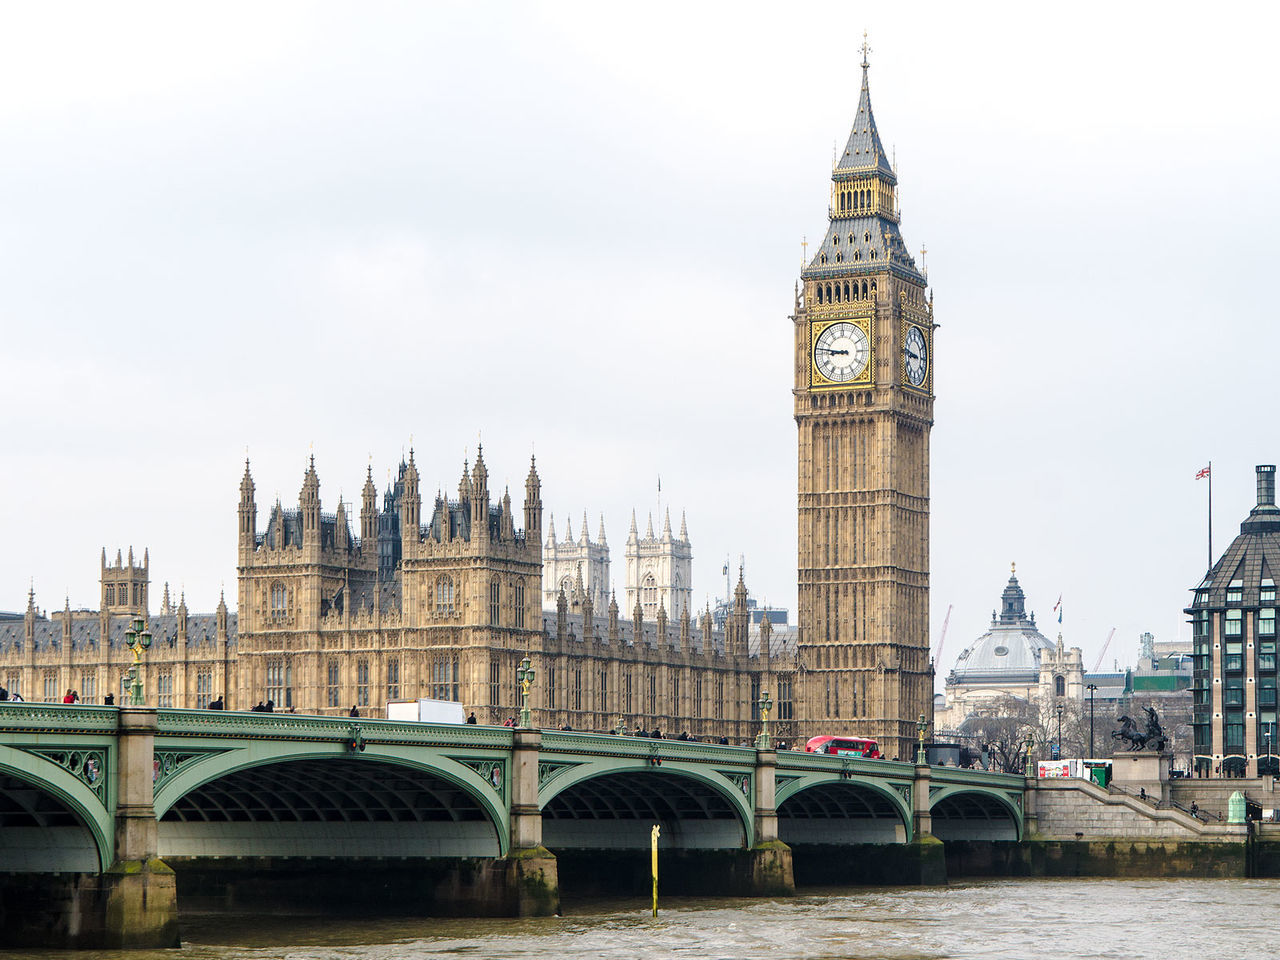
950 567 1056 683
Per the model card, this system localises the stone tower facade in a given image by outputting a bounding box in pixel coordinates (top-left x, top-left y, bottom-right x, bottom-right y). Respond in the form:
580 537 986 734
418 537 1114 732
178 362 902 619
101 547 149 617
542 513 610 611
624 509 692 623
794 48 935 760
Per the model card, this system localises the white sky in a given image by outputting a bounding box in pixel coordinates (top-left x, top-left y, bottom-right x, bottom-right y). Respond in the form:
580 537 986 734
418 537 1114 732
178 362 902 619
3 3 1277 686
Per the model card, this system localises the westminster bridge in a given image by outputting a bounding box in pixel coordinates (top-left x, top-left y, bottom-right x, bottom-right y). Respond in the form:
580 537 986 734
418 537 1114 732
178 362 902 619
0 703 1028 947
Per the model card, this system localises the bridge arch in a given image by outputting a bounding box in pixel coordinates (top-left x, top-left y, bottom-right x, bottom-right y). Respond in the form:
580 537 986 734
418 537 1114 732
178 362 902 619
928 786 1022 841
539 761 755 850
0 743 113 872
154 742 510 858
776 774 913 844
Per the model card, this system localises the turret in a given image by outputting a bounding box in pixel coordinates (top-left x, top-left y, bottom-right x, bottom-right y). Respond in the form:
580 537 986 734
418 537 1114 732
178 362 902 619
472 447 490 536
597 515 608 547
361 465 378 543
627 510 638 546
679 602 691 654
239 459 257 555
335 500 349 552
661 509 672 542
401 450 421 548
679 511 688 543
607 590 619 643
656 600 668 648
300 456 321 545
523 456 542 538
580 511 589 546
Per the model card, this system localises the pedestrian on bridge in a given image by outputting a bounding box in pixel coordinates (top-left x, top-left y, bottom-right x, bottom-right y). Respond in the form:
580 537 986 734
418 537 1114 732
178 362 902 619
349 705 360 718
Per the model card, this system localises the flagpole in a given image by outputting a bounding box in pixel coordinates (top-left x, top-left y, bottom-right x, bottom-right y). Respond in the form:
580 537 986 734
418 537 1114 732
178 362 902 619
1208 460 1213 573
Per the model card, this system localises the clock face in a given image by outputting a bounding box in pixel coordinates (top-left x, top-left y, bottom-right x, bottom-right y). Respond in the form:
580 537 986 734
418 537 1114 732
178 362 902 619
813 322 870 383
903 325 928 387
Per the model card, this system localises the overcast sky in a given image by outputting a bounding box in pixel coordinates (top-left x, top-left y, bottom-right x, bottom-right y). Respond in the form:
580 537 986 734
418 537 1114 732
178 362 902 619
3 3 1277 685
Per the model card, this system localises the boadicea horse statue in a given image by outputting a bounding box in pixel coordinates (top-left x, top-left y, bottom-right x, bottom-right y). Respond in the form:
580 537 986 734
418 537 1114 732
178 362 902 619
1112 706 1169 752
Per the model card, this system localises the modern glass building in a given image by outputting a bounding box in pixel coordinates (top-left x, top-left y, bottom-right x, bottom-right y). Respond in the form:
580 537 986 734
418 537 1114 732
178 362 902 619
1187 465 1280 776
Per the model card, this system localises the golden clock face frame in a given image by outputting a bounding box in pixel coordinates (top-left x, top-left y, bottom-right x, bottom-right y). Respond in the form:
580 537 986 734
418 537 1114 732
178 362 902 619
810 317 873 389
900 320 931 393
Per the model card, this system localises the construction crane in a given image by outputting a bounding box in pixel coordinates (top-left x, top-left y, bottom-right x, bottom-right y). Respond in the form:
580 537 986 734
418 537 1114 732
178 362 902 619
1092 627 1117 674
934 604 953 664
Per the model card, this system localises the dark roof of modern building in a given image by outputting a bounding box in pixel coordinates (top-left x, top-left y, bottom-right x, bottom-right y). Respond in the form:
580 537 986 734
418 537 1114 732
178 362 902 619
1188 465 1280 609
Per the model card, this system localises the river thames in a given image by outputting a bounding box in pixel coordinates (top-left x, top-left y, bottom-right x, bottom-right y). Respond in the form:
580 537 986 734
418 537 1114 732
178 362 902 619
10 878 1279 960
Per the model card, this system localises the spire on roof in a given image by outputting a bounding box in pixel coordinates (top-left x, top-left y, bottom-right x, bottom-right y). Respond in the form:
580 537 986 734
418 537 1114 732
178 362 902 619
597 514 608 546
580 511 589 545
645 513 654 539
836 31 894 180
662 508 672 540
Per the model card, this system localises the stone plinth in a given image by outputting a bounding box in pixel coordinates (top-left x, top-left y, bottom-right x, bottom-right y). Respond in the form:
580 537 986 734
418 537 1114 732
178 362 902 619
1112 750 1173 803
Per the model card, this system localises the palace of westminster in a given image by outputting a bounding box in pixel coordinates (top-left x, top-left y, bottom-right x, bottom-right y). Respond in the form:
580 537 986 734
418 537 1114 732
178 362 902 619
0 53 938 759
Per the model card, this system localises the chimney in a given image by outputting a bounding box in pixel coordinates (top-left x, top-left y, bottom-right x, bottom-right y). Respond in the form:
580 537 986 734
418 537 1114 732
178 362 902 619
1258 465 1276 507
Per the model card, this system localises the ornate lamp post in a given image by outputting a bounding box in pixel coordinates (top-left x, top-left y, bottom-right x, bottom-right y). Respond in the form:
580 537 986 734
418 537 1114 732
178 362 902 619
1055 703 1064 760
1024 732 1036 778
1086 683 1098 758
516 657 536 728
916 713 929 764
756 691 773 749
123 616 153 706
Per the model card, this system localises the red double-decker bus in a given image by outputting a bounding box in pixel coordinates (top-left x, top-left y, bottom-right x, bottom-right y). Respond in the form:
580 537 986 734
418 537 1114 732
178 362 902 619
804 735 882 759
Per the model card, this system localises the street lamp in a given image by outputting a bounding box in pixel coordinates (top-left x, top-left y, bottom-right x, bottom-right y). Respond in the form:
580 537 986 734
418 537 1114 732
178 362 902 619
1055 703 1064 760
916 713 929 764
1086 683 1098 758
123 616 153 706
516 657 536 728
1024 732 1037 778
756 691 773 749
1266 722 1274 778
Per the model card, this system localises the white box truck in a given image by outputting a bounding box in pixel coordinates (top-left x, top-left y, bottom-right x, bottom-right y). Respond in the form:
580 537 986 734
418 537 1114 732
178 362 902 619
385 698 466 724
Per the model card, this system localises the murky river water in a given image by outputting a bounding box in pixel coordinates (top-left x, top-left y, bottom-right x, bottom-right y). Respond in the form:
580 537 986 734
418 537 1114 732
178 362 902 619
10 879 1279 960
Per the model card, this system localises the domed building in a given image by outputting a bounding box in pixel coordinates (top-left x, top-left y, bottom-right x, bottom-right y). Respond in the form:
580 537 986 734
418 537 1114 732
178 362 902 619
937 566 1083 732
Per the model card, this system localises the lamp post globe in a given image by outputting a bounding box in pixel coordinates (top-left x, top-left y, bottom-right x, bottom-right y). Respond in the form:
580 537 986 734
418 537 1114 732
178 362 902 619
916 714 929 764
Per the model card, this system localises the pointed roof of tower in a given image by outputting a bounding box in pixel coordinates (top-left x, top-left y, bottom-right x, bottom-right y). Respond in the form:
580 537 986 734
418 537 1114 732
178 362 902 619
597 514 607 546
679 510 688 542
546 512 556 545
240 458 255 496
662 508 672 540
628 510 638 543
836 39 896 181
580 511 589 545
565 514 574 544
645 513 654 539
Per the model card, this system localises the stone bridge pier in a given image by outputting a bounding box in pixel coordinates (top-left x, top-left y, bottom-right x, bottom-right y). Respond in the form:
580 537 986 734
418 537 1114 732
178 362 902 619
1 708 178 950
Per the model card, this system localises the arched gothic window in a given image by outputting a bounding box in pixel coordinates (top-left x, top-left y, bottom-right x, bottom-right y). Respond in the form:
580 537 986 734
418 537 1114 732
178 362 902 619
641 574 659 616
436 576 455 615
1054 675 1066 697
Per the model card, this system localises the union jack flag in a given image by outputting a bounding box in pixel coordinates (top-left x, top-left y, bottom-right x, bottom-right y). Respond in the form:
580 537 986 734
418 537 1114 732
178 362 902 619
1196 466 1211 480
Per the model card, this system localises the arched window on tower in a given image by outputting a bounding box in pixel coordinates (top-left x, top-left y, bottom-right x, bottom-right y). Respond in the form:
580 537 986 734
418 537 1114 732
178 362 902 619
641 574 659 618
839 192 846 212
270 581 288 620
436 576 455 616
1054 675 1065 697
489 578 500 626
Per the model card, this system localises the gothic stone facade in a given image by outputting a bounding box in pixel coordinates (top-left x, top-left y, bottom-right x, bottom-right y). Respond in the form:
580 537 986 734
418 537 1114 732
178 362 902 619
232 450 797 741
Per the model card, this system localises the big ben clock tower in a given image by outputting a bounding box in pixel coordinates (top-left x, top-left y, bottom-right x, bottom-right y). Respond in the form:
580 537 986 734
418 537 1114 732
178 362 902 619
794 44 934 760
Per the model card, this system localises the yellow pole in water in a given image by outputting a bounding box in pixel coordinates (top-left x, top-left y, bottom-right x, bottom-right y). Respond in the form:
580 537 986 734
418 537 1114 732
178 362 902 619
650 824 661 917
